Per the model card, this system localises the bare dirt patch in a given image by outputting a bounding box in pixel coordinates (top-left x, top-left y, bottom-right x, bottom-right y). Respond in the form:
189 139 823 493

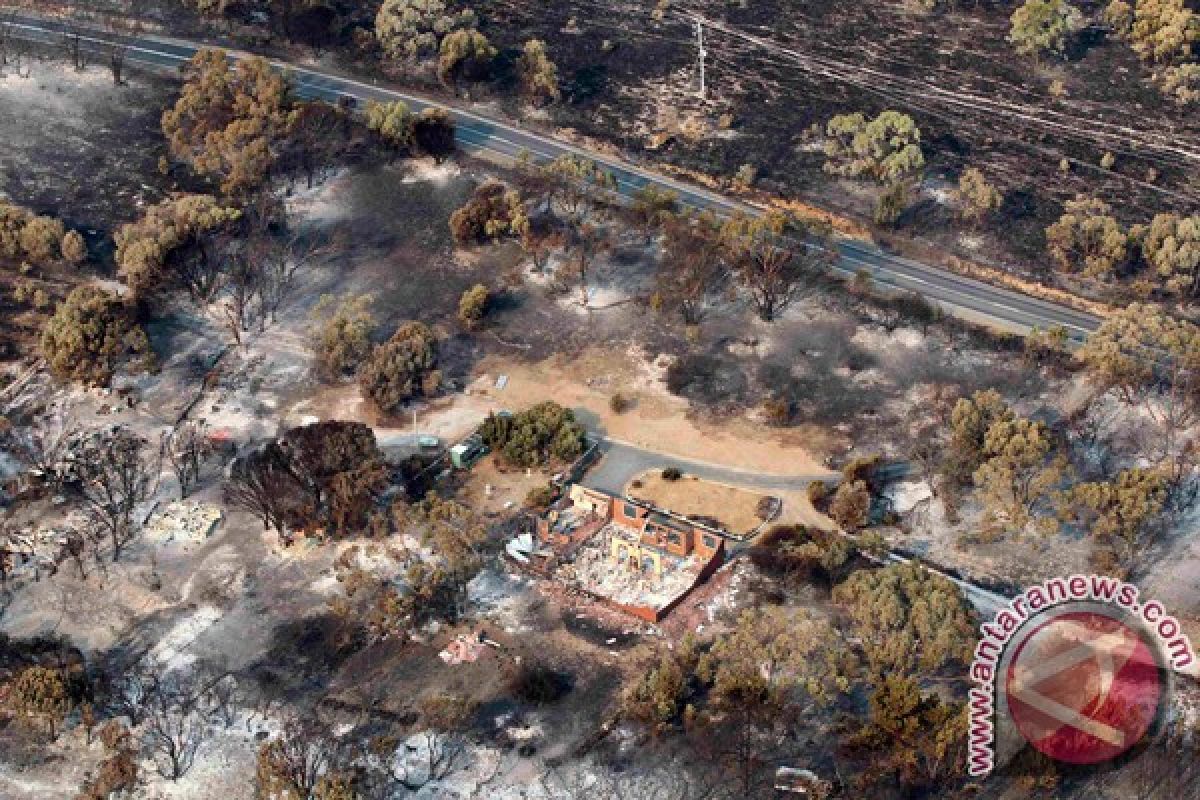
470 346 834 476
771 488 835 532
457 454 555 516
627 471 770 536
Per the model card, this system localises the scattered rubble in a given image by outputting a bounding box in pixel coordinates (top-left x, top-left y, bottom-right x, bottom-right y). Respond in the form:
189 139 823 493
144 501 224 544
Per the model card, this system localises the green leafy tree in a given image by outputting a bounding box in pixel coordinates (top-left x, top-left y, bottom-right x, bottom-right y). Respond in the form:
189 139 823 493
364 99 415 156
829 479 871 531
437 29 496 87
184 0 237 14
874 180 913 228
371 496 488 628
8 666 71 739
973 417 1067 535
748 524 856 584
703 606 855 709
624 640 698 727
18 216 65 266
1128 0 1198 63
1077 304 1200 452
1045 195 1128 279
113 194 241 301
358 321 439 412
448 181 526 244
956 167 1003 227
857 675 968 790
630 185 680 238
0 201 73 268
944 389 1014 485
516 39 561 105
824 110 925 184
0 200 33 262
539 154 618 220
832 561 977 678
375 0 476 63
1105 0 1136 35
1025 324 1070 365
457 284 490 329
1063 467 1169 565
61 229 87 265
1157 62 1200 105
41 287 151 386
161 49 293 196
409 493 488 566
479 402 587 466
1008 0 1083 60
1142 212 1200 300
1077 304 1198 395
721 211 831 322
313 294 376 380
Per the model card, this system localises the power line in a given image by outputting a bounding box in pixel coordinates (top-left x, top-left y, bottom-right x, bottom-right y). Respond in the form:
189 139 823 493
508 0 1199 197
683 11 1200 168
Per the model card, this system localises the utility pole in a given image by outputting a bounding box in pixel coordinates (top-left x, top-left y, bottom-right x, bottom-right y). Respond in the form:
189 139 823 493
694 17 707 100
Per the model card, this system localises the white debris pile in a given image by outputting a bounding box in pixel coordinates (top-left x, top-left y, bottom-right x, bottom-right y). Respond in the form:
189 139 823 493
145 501 224 544
4 511 91 579
705 559 750 622
563 527 699 609
505 532 538 563
884 480 933 515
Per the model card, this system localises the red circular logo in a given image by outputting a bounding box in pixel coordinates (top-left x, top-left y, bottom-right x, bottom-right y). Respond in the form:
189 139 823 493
1005 610 1164 765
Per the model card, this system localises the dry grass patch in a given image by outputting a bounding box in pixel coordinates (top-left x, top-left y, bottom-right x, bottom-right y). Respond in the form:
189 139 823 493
457 454 555 515
627 471 773 536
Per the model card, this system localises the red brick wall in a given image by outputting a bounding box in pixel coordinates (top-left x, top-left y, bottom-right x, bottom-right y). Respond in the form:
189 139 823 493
612 499 647 528
693 531 723 561
658 527 692 557
574 487 615 519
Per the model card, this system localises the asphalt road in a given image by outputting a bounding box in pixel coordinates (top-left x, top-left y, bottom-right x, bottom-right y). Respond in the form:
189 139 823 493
581 437 835 495
7 14 1105 343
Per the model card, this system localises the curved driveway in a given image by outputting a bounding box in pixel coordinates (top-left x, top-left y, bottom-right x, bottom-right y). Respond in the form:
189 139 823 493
582 437 835 495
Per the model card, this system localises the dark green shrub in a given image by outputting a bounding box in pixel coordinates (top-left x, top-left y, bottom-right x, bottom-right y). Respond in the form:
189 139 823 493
481 402 586 467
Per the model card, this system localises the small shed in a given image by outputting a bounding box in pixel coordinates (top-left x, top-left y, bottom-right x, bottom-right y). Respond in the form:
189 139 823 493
450 435 488 469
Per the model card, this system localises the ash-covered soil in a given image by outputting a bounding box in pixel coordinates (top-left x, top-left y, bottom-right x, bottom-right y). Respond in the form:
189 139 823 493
481 0 1198 282
0 56 173 241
